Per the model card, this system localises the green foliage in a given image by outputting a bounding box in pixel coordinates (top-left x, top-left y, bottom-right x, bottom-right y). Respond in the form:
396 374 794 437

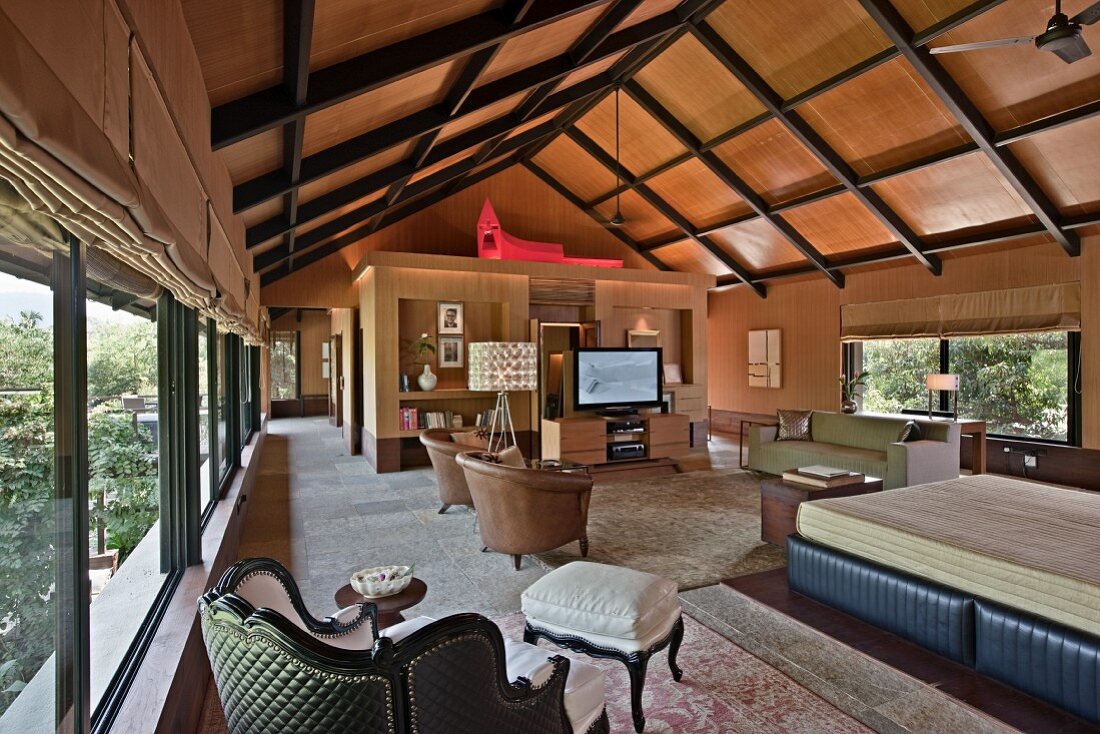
839 370 869 401
86 319 158 399
0 312 52 390
270 332 296 400
862 339 940 415
88 411 159 561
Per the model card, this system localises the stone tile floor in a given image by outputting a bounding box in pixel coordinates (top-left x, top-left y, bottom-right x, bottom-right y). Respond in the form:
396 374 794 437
239 417 742 621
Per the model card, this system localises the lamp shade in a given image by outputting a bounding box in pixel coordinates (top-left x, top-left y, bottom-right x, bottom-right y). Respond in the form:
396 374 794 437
926 373 960 392
468 342 537 392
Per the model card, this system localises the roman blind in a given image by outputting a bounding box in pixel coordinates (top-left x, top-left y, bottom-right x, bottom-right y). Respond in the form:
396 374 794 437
840 283 1081 341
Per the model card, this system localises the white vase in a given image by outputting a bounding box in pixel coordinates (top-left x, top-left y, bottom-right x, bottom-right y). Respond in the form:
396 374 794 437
417 364 437 392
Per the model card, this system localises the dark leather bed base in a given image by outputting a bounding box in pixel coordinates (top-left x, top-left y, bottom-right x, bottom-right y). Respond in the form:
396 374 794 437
787 535 1100 724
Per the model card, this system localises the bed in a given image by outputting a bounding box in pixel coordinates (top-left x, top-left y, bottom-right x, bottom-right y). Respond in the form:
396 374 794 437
787 474 1100 724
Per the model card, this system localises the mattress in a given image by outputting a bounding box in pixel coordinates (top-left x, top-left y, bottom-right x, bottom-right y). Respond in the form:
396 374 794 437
796 475 1100 636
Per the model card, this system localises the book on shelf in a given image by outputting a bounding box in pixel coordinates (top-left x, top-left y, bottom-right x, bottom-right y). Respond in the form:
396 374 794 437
474 408 500 428
401 408 458 430
782 468 865 488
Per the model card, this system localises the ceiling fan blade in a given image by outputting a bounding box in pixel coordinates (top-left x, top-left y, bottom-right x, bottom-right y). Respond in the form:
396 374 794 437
929 36 1035 54
1051 34 1093 63
1071 1 1100 25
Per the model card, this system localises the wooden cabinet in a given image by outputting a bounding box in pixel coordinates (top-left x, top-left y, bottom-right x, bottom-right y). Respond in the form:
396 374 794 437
542 413 691 467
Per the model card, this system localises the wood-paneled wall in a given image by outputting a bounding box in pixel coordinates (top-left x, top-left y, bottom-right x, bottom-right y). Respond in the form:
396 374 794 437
330 307 358 452
260 165 654 308
708 236 1100 450
271 309 330 396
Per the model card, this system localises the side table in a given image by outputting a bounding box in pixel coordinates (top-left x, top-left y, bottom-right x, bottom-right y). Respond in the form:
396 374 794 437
334 577 427 629
760 474 883 546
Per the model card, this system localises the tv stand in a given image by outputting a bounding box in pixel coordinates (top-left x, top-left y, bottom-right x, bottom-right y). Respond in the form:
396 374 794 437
541 413 690 481
596 407 640 419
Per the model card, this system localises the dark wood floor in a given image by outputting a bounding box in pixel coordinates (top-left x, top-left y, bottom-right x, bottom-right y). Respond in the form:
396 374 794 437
725 569 1100 734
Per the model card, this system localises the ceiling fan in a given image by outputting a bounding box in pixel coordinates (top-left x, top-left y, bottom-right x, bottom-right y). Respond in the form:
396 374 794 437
606 86 626 228
929 0 1100 64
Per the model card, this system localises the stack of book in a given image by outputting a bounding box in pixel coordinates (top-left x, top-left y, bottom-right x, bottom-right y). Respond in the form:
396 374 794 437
783 465 865 488
398 408 461 430
474 408 500 428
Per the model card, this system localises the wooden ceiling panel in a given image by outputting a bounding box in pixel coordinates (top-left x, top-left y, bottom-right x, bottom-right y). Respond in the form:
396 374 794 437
781 192 898 255
408 149 472 185
558 52 624 88
1009 115 1100 217
711 119 839 204
531 135 619 202
297 192 383 236
634 34 768 142
504 110 558 141
799 57 971 176
574 92 688 175
241 197 284 229
871 152 1036 239
182 0 282 106
709 218 809 273
297 141 415 205
478 4 610 87
931 0 1100 130
613 0 682 32
220 127 283 185
592 190 680 243
309 0 502 72
707 0 892 100
437 91 525 143
887 0 982 32
650 240 733 275
302 60 458 158
645 159 753 228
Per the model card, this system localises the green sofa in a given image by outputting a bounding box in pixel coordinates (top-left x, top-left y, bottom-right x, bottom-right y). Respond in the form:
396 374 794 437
748 411 961 489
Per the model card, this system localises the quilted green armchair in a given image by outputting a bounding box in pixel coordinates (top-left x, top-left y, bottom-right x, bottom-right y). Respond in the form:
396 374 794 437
199 558 608 734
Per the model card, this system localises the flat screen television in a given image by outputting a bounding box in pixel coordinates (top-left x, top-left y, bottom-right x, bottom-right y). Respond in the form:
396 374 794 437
573 348 663 413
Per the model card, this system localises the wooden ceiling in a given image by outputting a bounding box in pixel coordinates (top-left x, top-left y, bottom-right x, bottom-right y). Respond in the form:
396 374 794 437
182 0 1100 295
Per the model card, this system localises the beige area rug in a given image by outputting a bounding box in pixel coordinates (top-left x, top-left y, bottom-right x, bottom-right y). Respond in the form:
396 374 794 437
535 468 786 590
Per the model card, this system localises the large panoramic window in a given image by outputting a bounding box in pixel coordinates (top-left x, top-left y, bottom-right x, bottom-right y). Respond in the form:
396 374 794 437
855 332 1076 443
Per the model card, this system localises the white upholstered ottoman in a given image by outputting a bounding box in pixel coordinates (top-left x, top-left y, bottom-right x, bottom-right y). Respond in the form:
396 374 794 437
521 562 684 733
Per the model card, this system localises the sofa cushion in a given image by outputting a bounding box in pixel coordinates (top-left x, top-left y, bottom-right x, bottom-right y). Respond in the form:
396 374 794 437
899 420 922 442
811 412 909 452
521 561 680 643
776 409 813 441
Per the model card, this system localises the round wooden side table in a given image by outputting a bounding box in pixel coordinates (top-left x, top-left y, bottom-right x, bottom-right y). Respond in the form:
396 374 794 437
334 578 428 628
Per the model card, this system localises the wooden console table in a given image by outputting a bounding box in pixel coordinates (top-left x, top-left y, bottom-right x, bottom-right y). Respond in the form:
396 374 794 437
541 413 690 479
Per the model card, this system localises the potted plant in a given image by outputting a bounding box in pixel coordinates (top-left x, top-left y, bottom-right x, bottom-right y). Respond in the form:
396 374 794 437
411 333 437 391
839 371 869 414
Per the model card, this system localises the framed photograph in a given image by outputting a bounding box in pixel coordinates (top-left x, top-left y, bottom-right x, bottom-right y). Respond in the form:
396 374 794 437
663 363 683 385
439 336 464 368
438 301 464 334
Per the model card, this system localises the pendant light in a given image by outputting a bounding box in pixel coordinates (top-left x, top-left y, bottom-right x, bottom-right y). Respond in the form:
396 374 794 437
608 86 625 227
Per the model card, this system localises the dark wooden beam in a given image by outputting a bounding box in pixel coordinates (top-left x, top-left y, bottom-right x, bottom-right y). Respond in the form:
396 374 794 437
690 23 941 275
911 0 1012 46
855 142 980 186
572 0 646 64
565 126 765 294
279 0 315 272
232 10 682 212
994 99 1100 146
780 47 900 111
698 111 772 151
858 0 1079 257
211 0 604 148
261 155 521 285
523 159 670 272
618 82 845 287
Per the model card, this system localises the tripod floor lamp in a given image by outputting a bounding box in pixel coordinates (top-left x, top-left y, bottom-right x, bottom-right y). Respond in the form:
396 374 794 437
468 342 537 453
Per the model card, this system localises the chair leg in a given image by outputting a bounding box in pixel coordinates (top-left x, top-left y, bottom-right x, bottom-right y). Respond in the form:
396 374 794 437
513 554 523 571
579 536 589 557
437 503 451 514
668 616 684 682
626 654 650 733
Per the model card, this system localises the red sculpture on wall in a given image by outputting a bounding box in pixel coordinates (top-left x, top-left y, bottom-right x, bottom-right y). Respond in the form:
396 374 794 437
477 199 623 268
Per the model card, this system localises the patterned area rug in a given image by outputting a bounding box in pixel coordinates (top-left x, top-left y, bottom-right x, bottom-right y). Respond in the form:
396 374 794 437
199 611 871 734
536 468 786 590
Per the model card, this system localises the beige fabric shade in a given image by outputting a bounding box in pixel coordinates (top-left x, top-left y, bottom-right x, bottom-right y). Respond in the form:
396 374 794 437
840 283 1081 341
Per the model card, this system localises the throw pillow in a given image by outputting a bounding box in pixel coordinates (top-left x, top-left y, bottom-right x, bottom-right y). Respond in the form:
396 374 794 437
495 445 526 468
776 409 812 441
453 429 490 449
898 420 922 442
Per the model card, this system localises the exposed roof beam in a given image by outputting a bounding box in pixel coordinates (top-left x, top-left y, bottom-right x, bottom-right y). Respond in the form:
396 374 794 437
619 81 844 287
523 159 670 272
572 0 647 65
994 99 1100 146
261 155 522 285
781 47 900 111
279 0 315 272
233 11 683 212
211 0 605 148
565 126 766 296
911 0 1012 46
858 0 1079 257
690 24 941 275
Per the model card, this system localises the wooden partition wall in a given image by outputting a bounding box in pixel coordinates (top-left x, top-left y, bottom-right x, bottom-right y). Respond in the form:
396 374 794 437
355 251 714 472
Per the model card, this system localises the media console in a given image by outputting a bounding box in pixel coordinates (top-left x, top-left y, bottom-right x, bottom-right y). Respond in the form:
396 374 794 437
541 413 690 480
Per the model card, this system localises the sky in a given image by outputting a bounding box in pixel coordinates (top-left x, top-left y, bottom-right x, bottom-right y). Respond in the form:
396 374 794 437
0 271 145 326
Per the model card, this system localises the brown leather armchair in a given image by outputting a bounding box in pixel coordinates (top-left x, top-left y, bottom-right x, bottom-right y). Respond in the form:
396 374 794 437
420 429 483 514
456 452 593 571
